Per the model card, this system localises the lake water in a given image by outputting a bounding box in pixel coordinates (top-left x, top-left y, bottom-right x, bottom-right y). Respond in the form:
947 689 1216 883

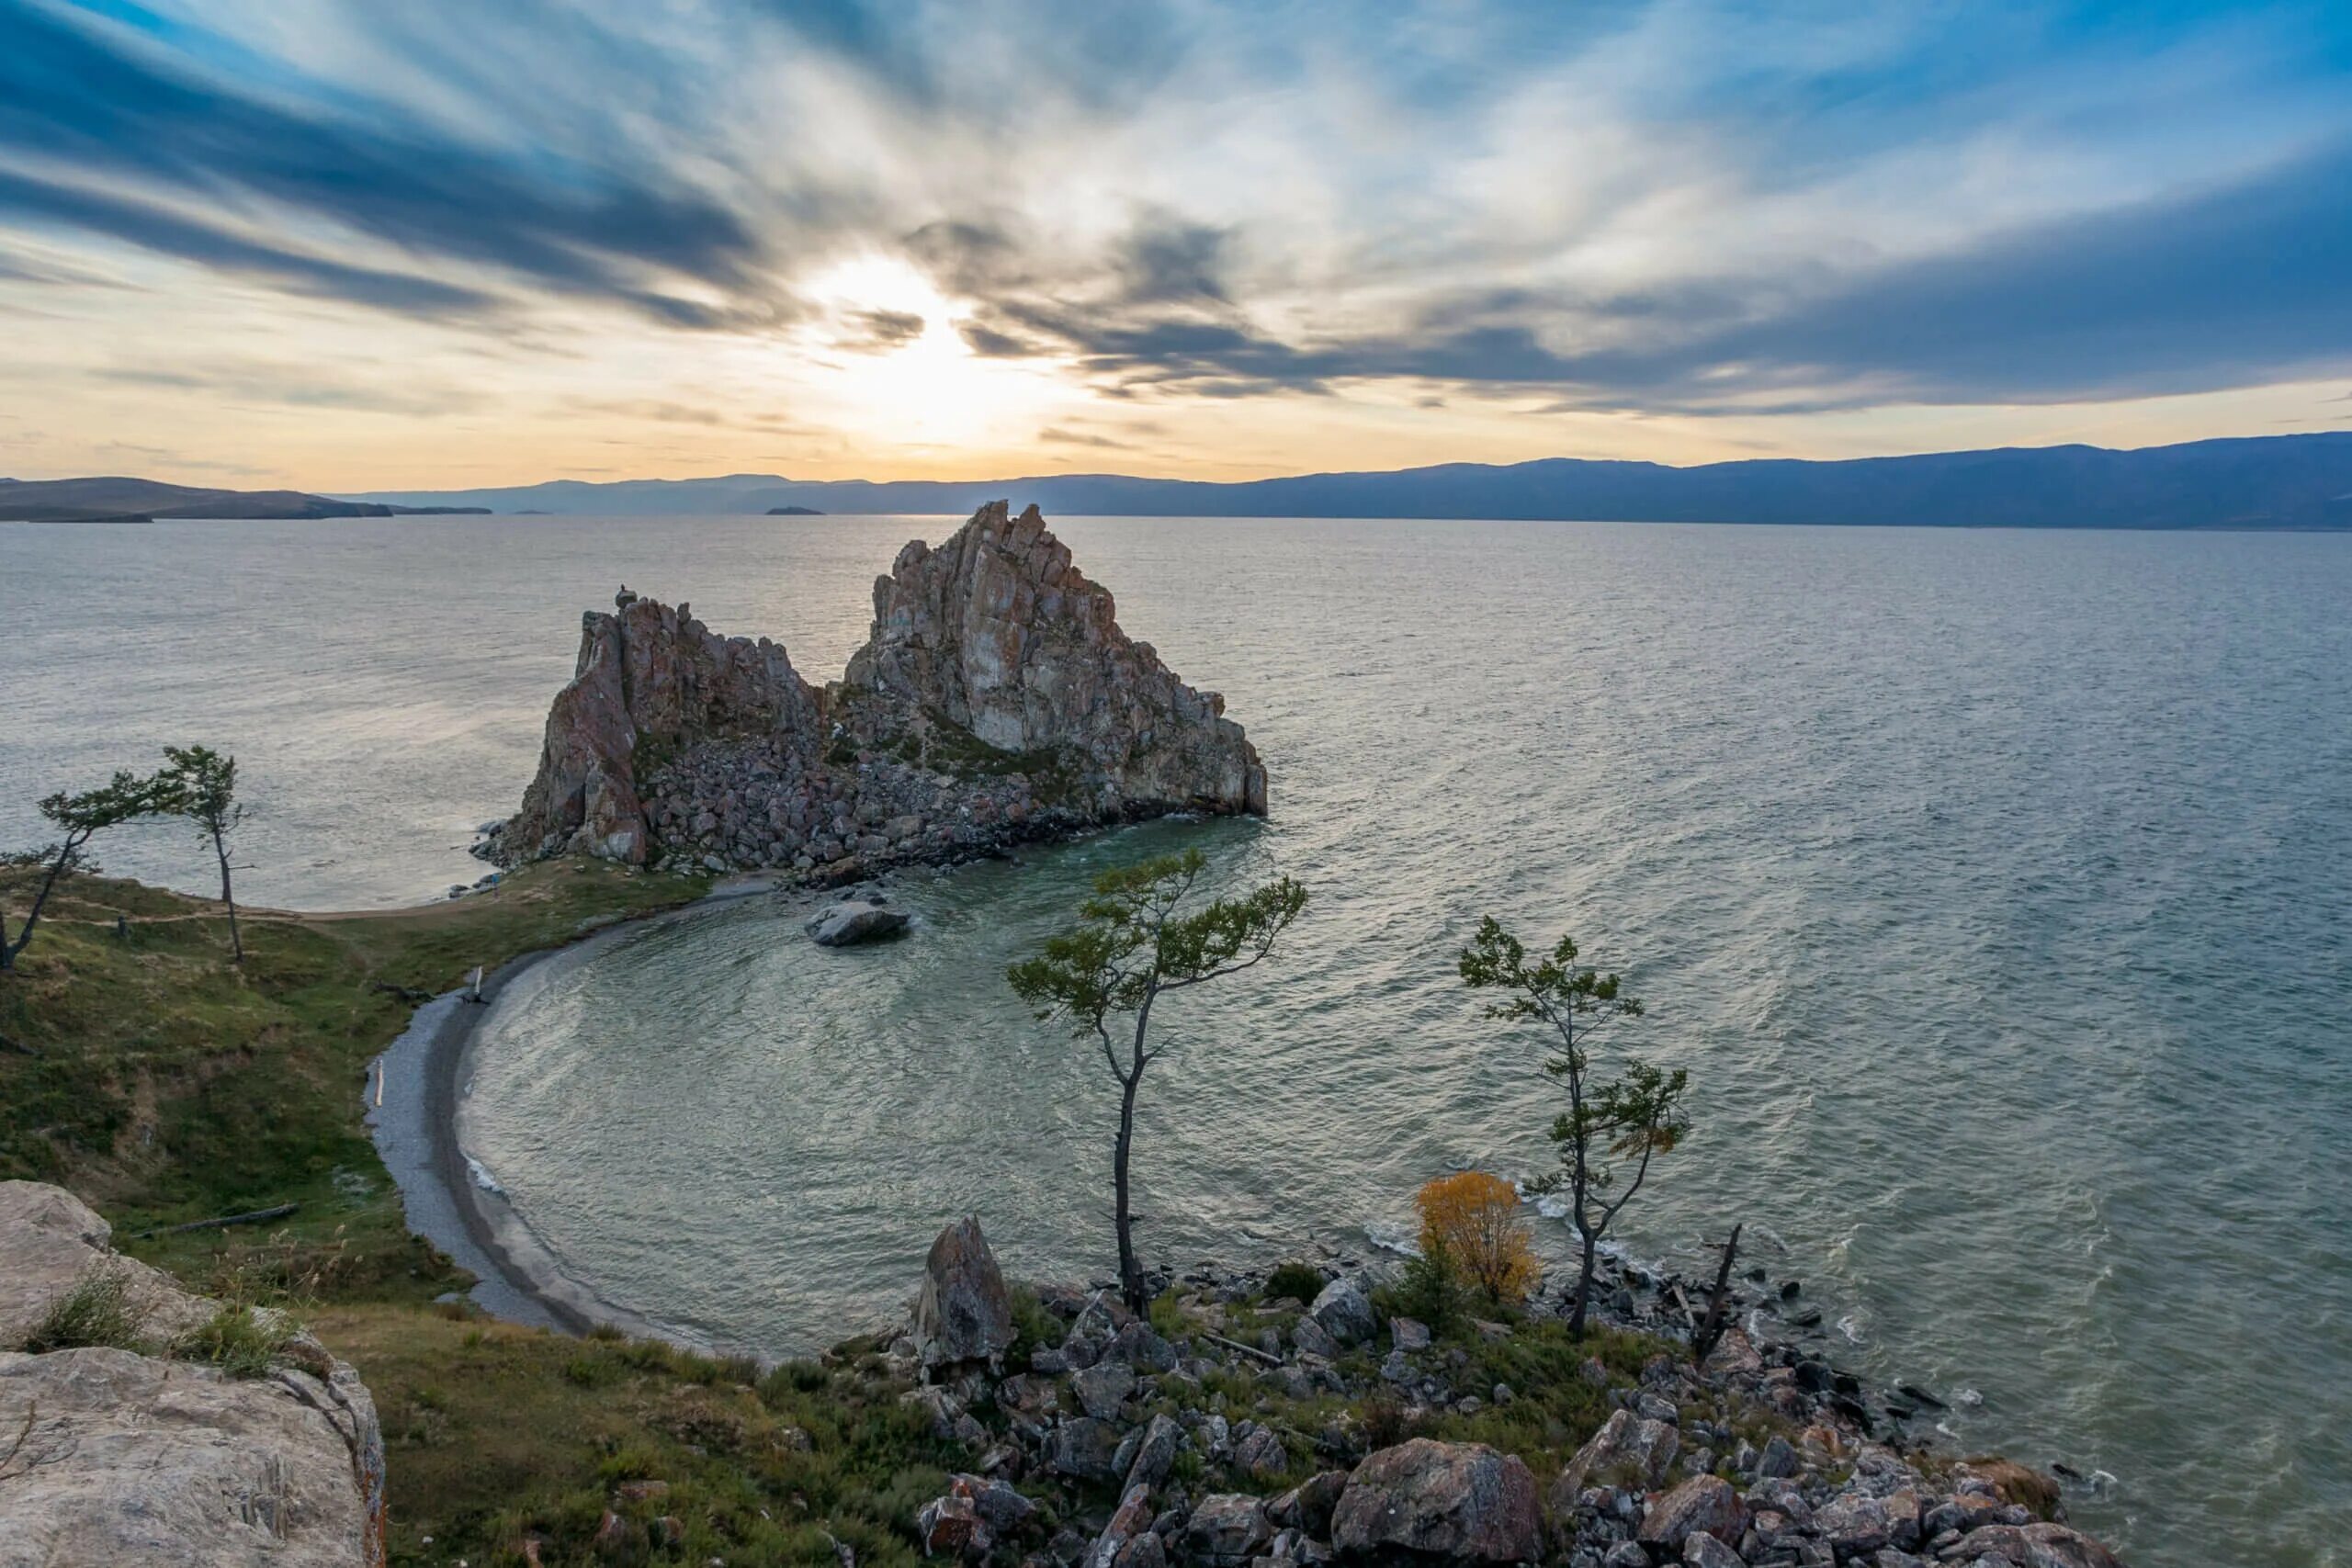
5 513 2347 1567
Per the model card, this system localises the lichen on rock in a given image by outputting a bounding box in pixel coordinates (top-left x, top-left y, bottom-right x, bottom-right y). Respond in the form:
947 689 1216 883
483 501 1264 877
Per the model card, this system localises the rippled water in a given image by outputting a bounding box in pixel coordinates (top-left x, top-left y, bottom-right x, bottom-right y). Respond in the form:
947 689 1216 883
7 514 2349 1567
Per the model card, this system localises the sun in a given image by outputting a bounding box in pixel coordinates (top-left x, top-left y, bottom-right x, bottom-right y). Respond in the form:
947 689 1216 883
800 255 1069 452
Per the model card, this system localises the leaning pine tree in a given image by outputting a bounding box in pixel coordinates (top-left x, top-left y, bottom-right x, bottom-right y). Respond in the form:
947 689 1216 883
1459 917 1690 1337
162 745 245 963
1009 849 1307 1314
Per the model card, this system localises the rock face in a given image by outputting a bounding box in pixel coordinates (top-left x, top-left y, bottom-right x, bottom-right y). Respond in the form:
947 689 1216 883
0 1182 385 1568
485 502 1265 874
911 1216 1015 1371
1329 1438 1542 1563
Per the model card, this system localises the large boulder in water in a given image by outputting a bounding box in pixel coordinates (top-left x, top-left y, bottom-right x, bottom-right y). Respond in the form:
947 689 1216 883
806 898 910 946
912 1216 1015 1371
1329 1438 1543 1563
0 1181 387 1568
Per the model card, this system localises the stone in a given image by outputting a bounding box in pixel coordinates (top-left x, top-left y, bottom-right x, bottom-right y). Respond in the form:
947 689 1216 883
1329 1438 1543 1564
1124 1413 1185 1493
1756 1433 1801 1479
1684 1532 1745 1568
1073 1361 1137 1421
1555 1408 1681 1500
806 898 911 945
0 1181 386 1568
912 1216 1015 1371
1389 1316 1431 1351
1046 1417 1125 1482
1944 1522 2128 1568
1086 1484 1156 1568
1267 1471 1349 1539
1635 1476 1747 1552
1232 1425 1287 1481
1184 1495 1272 1566
1102 1322 1178 1372
1290 1314 1339 1359
1307 1278 1376 1347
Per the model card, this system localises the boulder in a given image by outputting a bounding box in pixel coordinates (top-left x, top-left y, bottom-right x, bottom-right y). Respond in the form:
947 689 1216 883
1072 1361 1136 1421
1946 1522 2129 1568
1555 1408 1680 1500
1683 1533 1744 1568
806 898 910 946
0 1181 386 1568
912 1216 1014 1371
1184 1495 1272 1566
1232 1425 1287 1481
1046 1417 1125 1482
1268 1471 1349 1538
1635 1476 1747 1552
1123 1413 1185 1493
1307 1278 1376 1347
1086 1484 1158 1568
1329 1438 1543 1563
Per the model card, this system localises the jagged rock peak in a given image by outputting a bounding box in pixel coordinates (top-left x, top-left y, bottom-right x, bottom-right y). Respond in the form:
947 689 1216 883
841 501 1264 817
486 502 1264 876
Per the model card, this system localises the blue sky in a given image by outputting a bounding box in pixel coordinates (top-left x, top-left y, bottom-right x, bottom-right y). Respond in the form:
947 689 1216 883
1 0 2347 486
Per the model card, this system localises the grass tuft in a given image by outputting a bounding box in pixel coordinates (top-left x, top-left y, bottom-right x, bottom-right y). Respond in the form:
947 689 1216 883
19 1261 149 1354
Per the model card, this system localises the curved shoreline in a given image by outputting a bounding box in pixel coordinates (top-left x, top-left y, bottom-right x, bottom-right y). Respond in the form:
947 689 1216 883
366 873 807 1343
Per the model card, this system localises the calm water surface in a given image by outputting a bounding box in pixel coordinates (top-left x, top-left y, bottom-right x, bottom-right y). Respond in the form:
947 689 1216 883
5 513 2347 1568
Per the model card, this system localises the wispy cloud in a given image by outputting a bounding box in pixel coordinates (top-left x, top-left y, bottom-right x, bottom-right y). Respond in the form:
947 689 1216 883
3 0 2349 480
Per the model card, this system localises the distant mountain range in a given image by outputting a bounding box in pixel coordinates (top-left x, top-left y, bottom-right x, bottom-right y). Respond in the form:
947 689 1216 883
338 433 2352 529
0 476 485 523
12 432 2352 527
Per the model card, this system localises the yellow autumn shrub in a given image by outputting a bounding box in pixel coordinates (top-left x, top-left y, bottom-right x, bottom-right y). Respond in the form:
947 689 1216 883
1415 1169 1538 1308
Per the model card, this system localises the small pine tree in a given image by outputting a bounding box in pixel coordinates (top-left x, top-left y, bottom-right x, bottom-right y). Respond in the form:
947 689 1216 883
161 746 245 962
3 768 174 974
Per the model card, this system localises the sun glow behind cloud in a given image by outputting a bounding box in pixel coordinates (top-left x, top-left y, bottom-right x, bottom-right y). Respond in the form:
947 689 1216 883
0 0 2348 489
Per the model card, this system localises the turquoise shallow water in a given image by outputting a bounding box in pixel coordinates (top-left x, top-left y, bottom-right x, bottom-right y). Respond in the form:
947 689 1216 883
6 514 2349 1566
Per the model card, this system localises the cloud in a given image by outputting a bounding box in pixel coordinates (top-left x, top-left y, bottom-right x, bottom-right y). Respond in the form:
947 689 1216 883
842 307 925 349
5 0 2350 440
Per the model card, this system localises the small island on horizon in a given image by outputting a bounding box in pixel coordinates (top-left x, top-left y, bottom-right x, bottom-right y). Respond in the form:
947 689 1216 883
764 504 825 515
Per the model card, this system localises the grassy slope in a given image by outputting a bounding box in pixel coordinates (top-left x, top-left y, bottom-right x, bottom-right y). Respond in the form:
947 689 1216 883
3 860 1703 1568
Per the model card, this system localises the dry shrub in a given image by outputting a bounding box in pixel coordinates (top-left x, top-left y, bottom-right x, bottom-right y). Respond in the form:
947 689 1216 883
1415 1170 1538 1309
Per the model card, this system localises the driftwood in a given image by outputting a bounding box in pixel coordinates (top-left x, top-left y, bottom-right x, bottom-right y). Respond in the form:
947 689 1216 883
1691 1223 1744 1364
138 1202 298 1239
1204 1331 1283 1367
370 980 434 1005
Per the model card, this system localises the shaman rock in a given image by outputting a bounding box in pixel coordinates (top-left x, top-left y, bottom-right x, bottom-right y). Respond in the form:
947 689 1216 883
912 1216 1015 1371
488 502 1265 876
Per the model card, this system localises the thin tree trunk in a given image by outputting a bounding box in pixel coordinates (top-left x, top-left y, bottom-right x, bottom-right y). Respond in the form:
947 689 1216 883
1568 1227 1599 1337
212 829 242 963
1114 1067 1143 1314
2 832 85 974
1692 1223 1743 1364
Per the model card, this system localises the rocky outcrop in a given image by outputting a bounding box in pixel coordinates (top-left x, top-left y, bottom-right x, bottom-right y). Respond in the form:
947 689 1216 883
0 1182 385 1568
1330 1438 1543 1562
911 1217 1015 1372
484 502 1264 876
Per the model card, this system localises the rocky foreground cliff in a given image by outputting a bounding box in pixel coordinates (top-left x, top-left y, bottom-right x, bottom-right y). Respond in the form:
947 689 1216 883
481 501 1265 876
0 1182 385 1568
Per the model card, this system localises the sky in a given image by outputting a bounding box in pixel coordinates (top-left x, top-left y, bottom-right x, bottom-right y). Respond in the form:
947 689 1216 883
1 0 2349 491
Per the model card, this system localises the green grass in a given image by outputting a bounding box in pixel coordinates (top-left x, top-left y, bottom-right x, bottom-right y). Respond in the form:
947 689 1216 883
17 1260 150 1354
0 857 707 1302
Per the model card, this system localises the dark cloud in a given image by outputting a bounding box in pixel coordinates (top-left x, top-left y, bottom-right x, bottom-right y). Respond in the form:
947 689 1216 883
938 142 2352 411
1118 214 1233 305
0 166 501 315
0 2 786 325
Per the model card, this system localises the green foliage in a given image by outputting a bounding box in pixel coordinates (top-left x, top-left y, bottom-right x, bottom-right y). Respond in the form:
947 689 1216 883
1387 1247 1463 1334
1458 915 1691 1332
1263 1261 1327 1305
19 1261 149 1353
5 765 178 971
1007 850 1310 1048
1006 1284 1065 1371
174 1303 298 1378
1008 848 1307 1309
